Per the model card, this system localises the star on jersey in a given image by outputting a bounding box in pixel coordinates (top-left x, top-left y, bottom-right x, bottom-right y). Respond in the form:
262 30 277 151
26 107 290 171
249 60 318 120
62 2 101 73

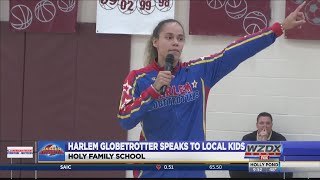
121 98 132 109
124 98 132 104
123 80 132 95
191 80 198 88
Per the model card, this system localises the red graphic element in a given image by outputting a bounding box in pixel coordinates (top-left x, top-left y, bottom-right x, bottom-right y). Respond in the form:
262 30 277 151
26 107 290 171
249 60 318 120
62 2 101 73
156 164 161 170
189 0 271 36
9 0 78 32
260 155 270 160
285 0 320 39
245 152 281 157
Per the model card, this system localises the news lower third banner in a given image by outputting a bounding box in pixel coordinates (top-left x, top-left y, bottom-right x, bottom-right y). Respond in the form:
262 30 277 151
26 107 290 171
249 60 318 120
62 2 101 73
36 141 320 163
2 141 320 172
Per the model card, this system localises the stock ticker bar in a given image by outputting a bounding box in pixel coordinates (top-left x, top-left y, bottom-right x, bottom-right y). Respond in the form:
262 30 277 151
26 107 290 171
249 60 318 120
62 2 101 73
2 162 320 172
0 164 247 171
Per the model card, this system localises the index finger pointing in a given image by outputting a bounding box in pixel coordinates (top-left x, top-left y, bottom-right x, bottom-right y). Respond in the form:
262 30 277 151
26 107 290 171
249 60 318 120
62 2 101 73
294 1 306 13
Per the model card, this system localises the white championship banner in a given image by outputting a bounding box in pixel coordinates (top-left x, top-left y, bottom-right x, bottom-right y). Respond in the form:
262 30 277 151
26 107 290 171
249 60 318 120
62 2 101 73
96 0 175 35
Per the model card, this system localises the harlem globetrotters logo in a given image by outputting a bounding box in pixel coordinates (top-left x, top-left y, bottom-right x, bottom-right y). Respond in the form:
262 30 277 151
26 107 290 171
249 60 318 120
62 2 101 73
10 0 76 30
206 0 268 35
99 0 173 15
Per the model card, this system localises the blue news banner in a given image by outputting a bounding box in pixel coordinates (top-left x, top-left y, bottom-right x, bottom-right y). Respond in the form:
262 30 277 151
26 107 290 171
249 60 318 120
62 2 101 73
1 141 320 171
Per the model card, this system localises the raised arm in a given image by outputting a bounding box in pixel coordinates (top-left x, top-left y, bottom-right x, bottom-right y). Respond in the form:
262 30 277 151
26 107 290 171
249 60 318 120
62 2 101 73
188 2 306 88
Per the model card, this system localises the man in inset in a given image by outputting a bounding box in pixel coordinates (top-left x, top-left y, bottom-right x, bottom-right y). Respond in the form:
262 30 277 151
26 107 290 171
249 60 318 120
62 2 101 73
229 112 293 178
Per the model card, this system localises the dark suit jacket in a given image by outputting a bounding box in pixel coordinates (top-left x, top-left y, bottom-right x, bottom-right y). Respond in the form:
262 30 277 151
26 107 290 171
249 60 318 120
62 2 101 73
229 131 293 178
